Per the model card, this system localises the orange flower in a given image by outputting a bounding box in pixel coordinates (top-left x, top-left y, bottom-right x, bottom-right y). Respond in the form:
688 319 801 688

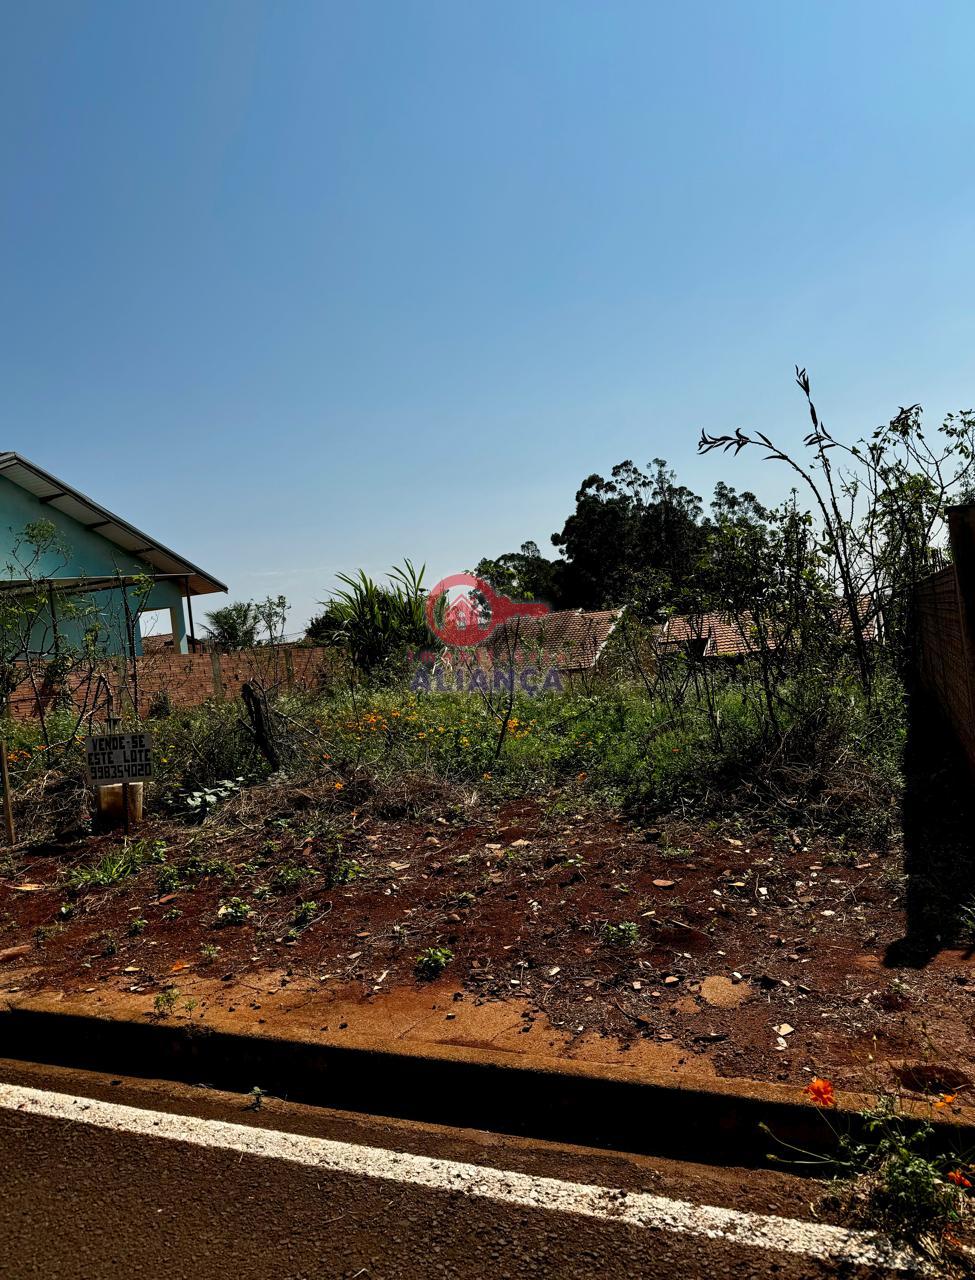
804 1077 836 1107
947 1170 971 1188
935 1093 957 1109
333 781 344 791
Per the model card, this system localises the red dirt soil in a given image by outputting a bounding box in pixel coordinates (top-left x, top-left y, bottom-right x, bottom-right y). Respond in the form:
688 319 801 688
1 789 973 1106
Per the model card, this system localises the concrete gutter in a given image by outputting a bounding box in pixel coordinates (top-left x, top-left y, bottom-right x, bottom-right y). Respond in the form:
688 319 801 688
1 1002 971 1170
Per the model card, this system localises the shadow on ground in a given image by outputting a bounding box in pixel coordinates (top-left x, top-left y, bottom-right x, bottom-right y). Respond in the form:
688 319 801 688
885 694 975 968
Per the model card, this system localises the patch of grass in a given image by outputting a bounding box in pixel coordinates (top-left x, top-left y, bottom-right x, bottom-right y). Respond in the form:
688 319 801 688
182 853 235 881
658 844 694 862
414 946 453 980
308 665 903 844
156 864 182 894
270 864 313 894
156 852 234 895
822 848 860 868
602 920 639 947
69 849 134 891
67 839 168 894
292 901 320 929
216 897 253 926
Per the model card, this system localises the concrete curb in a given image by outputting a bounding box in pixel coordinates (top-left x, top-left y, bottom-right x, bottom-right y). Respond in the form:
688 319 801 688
2 1004 973 1170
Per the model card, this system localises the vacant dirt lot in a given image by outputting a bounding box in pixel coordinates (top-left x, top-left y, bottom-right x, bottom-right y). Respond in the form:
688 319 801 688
1 787 972 1102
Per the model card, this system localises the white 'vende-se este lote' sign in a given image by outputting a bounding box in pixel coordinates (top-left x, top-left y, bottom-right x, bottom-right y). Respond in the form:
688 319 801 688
84 732 154 783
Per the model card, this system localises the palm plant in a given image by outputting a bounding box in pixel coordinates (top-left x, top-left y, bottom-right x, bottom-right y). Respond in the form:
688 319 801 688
315 561 434 677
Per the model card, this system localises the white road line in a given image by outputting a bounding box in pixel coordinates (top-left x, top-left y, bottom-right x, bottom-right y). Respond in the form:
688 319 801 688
0 1082 921 1272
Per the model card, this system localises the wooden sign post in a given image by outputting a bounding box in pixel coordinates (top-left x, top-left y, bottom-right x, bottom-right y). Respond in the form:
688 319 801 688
0 742 15 847
85 731 153 832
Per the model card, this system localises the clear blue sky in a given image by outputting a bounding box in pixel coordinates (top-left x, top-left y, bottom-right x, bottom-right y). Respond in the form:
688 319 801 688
3 1 974 631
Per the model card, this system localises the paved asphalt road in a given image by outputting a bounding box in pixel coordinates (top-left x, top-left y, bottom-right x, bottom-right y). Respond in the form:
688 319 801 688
0 1059 921 1279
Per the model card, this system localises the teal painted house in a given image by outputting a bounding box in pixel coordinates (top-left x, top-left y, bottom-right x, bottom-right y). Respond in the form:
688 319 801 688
0 453 225 658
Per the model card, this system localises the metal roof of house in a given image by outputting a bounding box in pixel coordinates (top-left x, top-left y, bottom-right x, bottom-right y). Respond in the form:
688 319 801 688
0 453 226 597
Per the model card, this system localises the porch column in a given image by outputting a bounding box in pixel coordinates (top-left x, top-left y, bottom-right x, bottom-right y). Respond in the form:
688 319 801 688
169 601 189 655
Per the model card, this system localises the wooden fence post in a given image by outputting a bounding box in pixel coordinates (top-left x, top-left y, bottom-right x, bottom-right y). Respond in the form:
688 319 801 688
0 744 16 846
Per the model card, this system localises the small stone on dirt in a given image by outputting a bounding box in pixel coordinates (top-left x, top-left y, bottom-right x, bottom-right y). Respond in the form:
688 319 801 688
699 975 749 1009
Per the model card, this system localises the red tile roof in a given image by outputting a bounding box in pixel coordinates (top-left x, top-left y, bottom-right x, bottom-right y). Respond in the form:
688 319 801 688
485 609 623 671
657 613 764 657
659 597 882 658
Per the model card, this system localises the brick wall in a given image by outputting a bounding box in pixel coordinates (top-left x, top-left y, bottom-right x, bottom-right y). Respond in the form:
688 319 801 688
6 645 344 722
916 504 975 774
916 564 975 767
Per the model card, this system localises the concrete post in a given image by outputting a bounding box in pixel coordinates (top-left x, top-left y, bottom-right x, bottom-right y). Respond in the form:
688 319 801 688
169 602 189 655
210 650 225 700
